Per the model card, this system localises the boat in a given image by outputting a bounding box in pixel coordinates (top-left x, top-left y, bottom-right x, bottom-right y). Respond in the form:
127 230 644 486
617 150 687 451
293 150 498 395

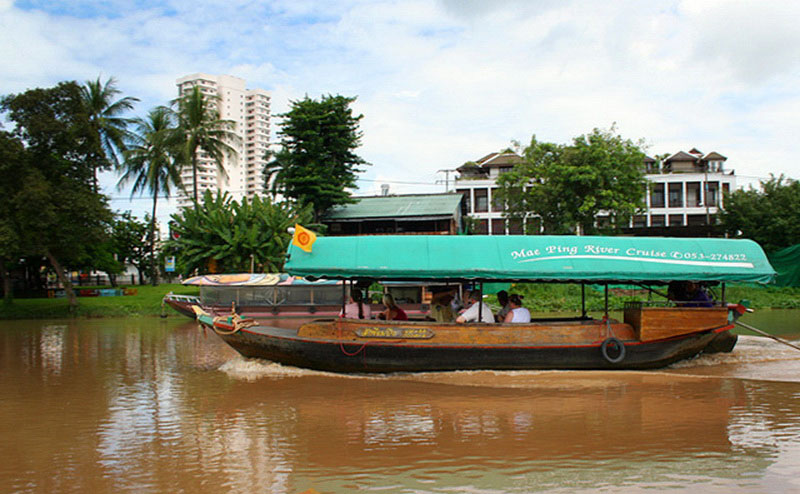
195 235 775 373
164 273 344 320
166 273 451 321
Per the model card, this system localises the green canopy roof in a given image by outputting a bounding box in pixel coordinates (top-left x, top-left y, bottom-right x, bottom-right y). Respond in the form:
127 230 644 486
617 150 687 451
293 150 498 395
285 235 776 284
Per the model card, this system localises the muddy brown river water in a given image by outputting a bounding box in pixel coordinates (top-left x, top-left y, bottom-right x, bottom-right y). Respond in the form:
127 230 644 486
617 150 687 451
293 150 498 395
1 311 799 493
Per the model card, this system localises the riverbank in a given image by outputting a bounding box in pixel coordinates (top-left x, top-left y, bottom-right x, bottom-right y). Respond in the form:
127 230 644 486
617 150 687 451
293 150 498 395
511 283 800 311
0 284 199 319
1 281 797 320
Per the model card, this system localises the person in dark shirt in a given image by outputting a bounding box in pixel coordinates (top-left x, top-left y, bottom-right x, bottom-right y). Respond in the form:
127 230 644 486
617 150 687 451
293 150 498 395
378 293 408 321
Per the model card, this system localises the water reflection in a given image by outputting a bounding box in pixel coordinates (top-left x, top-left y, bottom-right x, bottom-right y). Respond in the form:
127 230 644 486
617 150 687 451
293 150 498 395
1 316 799 493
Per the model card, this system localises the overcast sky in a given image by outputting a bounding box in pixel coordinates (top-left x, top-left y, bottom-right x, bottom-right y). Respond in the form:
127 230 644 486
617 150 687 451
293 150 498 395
2 0 799 222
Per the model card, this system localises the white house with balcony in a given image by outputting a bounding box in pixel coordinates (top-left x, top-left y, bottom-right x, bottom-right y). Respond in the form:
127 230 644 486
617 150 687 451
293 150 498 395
453 148 736 235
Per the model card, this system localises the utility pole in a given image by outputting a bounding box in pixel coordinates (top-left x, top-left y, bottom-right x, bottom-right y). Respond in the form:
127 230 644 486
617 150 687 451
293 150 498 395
437 169 457 192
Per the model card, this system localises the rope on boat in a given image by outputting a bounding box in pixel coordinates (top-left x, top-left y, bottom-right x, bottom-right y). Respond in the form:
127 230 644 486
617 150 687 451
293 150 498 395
735 321 800 352
210 303 257 336
337 321 367 357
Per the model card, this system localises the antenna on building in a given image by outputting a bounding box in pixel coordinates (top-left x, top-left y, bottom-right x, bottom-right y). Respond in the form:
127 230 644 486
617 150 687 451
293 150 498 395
381 184 390 196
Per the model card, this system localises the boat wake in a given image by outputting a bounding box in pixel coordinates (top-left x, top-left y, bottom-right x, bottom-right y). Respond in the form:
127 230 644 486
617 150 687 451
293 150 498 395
671 335 800 368
217 355 378 381
215 335 800 385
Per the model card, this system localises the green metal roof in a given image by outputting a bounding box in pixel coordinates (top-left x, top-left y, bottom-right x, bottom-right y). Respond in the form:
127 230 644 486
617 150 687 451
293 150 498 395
285 235 776 284
323 193 463 220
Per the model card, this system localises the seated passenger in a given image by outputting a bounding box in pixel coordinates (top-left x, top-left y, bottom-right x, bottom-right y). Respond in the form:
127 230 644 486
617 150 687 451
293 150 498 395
340 289 371 319
504 294 531 323
429 291 456 322
456 290 495 323
377 293 408 321
684 282 714 308
495 290 511 322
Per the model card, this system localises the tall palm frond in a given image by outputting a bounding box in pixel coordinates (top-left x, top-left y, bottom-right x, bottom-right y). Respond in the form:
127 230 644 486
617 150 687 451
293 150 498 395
81 76 139 191
118 106 184 285
172 86 240 203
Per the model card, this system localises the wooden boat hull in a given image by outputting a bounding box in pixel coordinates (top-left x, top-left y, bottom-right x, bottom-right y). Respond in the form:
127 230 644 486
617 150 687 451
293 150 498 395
164 296 200 318
200 316 731 373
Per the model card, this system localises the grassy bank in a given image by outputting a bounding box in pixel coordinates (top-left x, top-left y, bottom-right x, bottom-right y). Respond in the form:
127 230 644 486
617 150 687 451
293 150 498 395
0 284 199 319
1 282 797 320
500 282 800 312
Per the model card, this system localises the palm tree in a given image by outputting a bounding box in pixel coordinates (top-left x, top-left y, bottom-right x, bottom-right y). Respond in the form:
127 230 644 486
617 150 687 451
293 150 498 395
118 106 184 285
80 76 140 192
172 85 240 203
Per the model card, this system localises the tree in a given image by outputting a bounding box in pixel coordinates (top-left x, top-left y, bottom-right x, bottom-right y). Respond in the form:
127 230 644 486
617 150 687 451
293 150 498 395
1 81 113 311
0 131 27 304
164 191 316 275
495 128 647 235
118 106 184 285
172 85 239 203
109 212 150 285
80 76 139 191
265 94 368 221
720 175 800 253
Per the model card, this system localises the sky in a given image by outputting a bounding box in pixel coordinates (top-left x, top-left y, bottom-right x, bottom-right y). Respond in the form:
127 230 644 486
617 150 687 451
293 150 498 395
2 0 799 224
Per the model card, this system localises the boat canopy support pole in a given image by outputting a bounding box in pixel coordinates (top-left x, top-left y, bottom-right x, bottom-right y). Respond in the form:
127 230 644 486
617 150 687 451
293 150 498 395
581 283 586 318
341 281 348 316
604 284 609 318
478 281 484 322
721 283 726 305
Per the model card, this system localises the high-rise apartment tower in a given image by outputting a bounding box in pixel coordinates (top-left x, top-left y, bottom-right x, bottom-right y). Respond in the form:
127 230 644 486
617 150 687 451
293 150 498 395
175 73 271 208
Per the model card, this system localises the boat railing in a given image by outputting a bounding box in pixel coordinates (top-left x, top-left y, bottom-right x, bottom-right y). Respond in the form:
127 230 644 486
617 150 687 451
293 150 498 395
164 293 200 303
624 300 723 309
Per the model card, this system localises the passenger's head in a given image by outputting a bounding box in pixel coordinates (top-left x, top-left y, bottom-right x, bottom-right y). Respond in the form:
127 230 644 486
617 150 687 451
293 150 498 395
467 290 482 304
497 290 509 306
383 293 397 309
350 289 364 303
509 294 524 307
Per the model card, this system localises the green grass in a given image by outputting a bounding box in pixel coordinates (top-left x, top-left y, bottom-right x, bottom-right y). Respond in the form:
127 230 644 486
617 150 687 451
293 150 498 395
0 284 199 319
492 283 800 312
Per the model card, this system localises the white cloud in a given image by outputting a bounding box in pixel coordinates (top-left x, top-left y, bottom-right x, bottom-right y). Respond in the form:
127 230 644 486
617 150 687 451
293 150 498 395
3 0 799 221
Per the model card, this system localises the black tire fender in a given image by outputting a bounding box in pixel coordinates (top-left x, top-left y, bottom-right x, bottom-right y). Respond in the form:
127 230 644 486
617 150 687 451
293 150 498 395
601 337 626 364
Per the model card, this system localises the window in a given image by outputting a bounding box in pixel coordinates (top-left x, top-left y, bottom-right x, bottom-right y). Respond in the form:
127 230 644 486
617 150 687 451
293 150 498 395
650 215 666 227
477 219 489 235
686 182 702 207
687 214 708 226
669 214 683 226
668 183 683 207
456 189 471 214
650 183 665 208
474 189 489 213
508 218 524 234
491 188 503 212
632 215 646 228
706 182 719 207
491 219 505 235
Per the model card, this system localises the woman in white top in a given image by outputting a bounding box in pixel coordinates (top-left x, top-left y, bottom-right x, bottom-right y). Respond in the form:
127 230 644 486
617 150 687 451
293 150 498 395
340 289 372 319
504 294 531 323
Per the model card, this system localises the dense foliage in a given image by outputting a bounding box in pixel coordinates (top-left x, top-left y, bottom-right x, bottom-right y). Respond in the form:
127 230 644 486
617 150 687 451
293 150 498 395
720 176 800 253
164 191 317 275
265 95 368 220
1 82 115 309
495 128 647 234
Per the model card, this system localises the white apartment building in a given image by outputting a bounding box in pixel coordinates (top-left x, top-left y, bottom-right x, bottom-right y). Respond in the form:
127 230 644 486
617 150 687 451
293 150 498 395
175 73 271 208
454 148 736 235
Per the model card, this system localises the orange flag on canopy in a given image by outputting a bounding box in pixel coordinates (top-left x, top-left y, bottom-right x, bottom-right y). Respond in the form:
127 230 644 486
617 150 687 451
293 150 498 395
292 224 317 253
